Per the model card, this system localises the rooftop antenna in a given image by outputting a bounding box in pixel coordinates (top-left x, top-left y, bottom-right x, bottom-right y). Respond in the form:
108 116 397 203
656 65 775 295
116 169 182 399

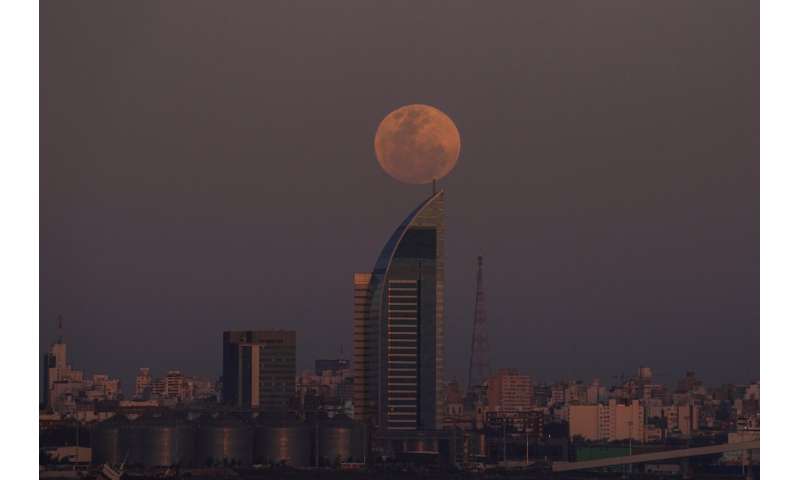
57 314 64 344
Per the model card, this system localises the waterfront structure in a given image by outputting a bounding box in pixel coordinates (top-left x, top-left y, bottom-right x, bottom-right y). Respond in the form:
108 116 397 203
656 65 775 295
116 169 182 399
222 330 296 411
353 190 445 431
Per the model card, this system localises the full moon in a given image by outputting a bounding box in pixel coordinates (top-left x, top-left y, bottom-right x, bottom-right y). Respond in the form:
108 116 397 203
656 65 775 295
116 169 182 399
374 104 461 185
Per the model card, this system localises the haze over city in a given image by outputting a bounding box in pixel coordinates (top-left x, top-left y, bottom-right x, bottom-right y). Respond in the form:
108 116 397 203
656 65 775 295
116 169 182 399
40 1 758 393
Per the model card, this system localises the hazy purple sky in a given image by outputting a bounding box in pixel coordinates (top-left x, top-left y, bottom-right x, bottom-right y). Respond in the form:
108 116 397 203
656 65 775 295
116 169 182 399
41 1 758 392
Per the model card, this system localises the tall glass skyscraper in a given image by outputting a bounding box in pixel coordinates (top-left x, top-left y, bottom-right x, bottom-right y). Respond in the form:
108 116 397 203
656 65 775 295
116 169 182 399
353 190 445 431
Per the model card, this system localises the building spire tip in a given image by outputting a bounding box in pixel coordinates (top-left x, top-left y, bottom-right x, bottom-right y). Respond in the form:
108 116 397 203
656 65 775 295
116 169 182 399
57 314 64 343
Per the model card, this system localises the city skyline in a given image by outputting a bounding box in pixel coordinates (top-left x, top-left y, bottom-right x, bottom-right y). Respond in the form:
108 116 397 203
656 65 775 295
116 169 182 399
41 321 757 406
40 2 758 393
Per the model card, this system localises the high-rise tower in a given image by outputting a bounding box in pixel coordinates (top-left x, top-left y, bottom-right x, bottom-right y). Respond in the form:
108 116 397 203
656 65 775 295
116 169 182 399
42 315 83 409
222 330 296 411
468 256 490 389
353 190 445 431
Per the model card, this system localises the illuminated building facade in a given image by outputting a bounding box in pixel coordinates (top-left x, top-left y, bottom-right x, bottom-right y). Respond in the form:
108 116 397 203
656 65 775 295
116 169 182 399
353 190 445 431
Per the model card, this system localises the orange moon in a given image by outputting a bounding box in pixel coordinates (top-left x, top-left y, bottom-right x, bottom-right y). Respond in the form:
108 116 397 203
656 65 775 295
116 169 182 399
374 104 461 184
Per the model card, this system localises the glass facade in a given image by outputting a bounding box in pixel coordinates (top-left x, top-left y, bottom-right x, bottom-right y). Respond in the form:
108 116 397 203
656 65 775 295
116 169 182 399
222 330 296 411
354 191 445 431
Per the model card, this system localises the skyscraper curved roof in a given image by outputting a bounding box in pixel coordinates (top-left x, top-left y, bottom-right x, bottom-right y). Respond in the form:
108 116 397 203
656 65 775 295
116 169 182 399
370 190 444 279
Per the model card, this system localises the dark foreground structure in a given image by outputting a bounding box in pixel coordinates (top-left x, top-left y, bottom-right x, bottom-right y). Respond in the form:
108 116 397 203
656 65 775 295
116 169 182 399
87 412 484 469
91 412 368 468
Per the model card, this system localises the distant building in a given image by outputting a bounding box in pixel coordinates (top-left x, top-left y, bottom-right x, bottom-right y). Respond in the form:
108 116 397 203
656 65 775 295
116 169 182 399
165 370 185 399
648 404 700 436
42 322 121 412
445 380 464 416
565 381 588 404
568 399 645 442
587 379 608 404
353 191 446 431
86 374 120 400
637 367 653 383
315 358 350 376
676 371 702 393
533 384 551 407
485 410 544 440
549 383 566 406
222 330 296 411
134 368 152 398
296 365 354 418
151 377 166 398
487 368 532 411
185 376 217 401
143 369 215 403
744 382 759 401
43 338 83 409
724 429 760 465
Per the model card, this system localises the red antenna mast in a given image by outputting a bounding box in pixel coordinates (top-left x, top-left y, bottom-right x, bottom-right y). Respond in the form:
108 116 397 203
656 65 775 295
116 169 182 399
468 256 490 389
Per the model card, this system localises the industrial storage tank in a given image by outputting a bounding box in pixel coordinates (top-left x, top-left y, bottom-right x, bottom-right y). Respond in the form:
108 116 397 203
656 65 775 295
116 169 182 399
123 412 195 467
194 413 254 467
91 415 128 465
253 415 311 466
315 414 368 465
